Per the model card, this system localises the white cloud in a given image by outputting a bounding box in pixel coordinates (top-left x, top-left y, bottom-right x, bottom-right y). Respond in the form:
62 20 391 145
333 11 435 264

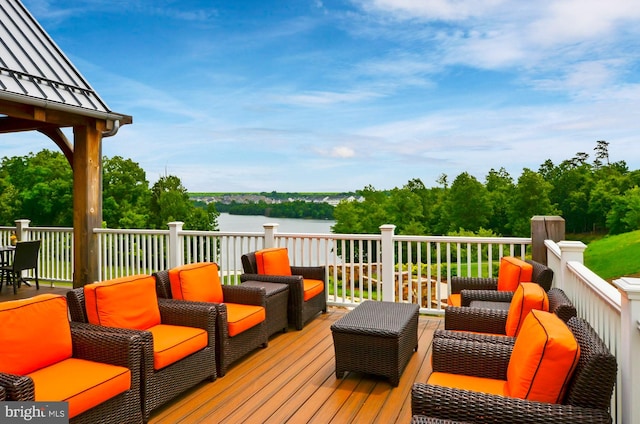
331 146 356 158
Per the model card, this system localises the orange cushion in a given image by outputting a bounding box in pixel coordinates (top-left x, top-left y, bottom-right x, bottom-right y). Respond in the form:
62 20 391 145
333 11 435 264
427 371 508 396
447 294 461 307
255 248 292 276
505 283 549 337
303 279 324 302
84 275 161 330
148 324 209 370
497 257 533 291
226 303 266 337
28 358 130 419
169 262 223 303
0 294 72 375
507 309 580 403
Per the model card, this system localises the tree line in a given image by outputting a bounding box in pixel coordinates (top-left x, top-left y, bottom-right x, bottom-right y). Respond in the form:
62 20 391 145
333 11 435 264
332 141 640 237
216 200 334 220
0 150 218 230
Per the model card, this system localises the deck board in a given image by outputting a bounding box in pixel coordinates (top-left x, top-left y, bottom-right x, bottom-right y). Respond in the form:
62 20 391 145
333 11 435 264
0 287 442 423
149 307 442 424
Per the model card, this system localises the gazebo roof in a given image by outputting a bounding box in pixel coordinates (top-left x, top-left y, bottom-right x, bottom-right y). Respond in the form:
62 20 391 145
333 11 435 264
0 0 130 123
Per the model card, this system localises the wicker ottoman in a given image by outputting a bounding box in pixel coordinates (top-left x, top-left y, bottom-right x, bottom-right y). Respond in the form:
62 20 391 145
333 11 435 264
331 300 419 386
240 280 289 337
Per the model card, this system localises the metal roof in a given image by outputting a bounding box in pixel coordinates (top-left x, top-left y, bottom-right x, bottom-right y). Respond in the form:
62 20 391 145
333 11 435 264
0 0 128 121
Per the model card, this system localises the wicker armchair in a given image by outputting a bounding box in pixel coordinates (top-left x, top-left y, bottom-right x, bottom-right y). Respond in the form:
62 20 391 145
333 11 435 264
453 259 554 307
67 277 217 422
412 316 616 424
240 249 327 330
0 295 144 424
154 265 268 377
444 287 576 336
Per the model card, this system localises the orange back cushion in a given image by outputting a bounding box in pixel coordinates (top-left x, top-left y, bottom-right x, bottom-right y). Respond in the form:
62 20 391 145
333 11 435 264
84 275 161 330
255 247 292 276
0 294 72 375
497 257 533 291
168 262 223 303
505 283 549 337
507 309 580 403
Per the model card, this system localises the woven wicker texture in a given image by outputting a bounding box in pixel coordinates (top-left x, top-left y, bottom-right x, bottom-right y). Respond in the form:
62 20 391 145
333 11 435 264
154 269 269 377
412 316 616 424
1 325 144 424
331 300 419 386
241 251 327 330
240 280 289 336
67 287 217 421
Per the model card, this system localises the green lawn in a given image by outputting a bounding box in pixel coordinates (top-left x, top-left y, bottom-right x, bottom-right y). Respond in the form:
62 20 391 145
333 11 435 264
584 230 640 280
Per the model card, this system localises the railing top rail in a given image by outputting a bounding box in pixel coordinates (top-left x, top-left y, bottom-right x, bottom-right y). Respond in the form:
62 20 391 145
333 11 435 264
276 232 381 241
393 234 531 243
94 228 169 235
567 260 622 312
180 230 265 237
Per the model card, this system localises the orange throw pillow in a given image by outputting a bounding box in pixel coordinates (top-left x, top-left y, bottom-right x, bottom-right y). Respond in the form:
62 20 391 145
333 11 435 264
255 247 292 276
0 294 72 375
497 257 533 291
168 262 223 303
84 275 161 330
507 309 580 403
505 283 549 337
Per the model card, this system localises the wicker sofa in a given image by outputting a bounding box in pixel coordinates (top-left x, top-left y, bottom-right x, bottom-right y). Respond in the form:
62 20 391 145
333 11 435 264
240 248 327 330
0 294 144 424
66 275 217 422
154 263 268 377
412 315 617 423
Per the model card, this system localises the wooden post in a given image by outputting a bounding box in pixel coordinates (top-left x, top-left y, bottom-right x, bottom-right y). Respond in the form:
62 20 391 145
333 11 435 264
72 122 103 287
530 216 565 265
168 221 184 268
263 223 278 248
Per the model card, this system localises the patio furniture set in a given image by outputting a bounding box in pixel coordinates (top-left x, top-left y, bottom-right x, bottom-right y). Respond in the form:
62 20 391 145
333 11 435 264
0 252 617 423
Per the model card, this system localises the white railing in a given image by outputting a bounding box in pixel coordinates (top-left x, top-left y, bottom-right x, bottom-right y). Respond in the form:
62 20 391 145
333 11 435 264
5 219 639 422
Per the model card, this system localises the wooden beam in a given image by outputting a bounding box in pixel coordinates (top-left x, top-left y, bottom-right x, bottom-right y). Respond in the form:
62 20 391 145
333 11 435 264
72 121 104 287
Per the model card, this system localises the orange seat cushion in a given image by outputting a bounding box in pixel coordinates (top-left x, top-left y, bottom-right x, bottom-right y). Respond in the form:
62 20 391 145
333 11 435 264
497 257 533 291
0 294 72 375
447 294 461 307
169 262 223 303
28 358 131 419
148 324 209 370
505 283 549 337
226 303 266 337
507 309 580 403
84 275 161 330
303 278 325 302
255 247 292 276
427 371 508 397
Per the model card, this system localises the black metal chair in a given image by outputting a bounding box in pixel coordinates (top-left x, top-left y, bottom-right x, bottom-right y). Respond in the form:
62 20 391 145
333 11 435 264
0 239 41 294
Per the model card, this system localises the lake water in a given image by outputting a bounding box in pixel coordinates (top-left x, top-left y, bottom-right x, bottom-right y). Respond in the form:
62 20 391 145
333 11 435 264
216 213 335 234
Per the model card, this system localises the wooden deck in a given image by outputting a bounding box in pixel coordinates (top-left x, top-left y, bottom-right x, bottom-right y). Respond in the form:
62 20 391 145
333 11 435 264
2 285 444 423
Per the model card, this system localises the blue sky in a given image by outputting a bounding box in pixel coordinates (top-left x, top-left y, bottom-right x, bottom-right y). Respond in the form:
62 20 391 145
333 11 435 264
10 0 640 192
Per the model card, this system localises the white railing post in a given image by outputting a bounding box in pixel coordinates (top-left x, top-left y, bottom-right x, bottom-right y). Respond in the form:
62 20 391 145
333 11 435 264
263 223 278 248
15 219 30 241
613 277 640 424
556 240 587 291
168 221 184 268
380 224 396 302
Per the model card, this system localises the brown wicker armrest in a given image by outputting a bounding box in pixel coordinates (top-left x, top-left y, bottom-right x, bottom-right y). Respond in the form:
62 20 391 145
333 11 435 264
444 306 508 334
432 337 512 380
0 386 5 401
460 289 513 306
434 328 516 346
547 288 577 322
290 265 325 281
71 326 143 375
0 373 35 401
450 277 498 294
157 298 217 334
222 285 267 307
411 384 613 424
241 273 304 290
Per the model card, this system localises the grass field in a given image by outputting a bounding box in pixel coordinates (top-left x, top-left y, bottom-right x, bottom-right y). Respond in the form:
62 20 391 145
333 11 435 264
584 229 640 280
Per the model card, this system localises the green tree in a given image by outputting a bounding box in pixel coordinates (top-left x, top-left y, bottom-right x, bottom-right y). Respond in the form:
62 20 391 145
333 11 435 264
150 175 218 230
446 172 490 232
508 168 558 236
485 167 514 235
607 186 640 234
102 156 150 228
